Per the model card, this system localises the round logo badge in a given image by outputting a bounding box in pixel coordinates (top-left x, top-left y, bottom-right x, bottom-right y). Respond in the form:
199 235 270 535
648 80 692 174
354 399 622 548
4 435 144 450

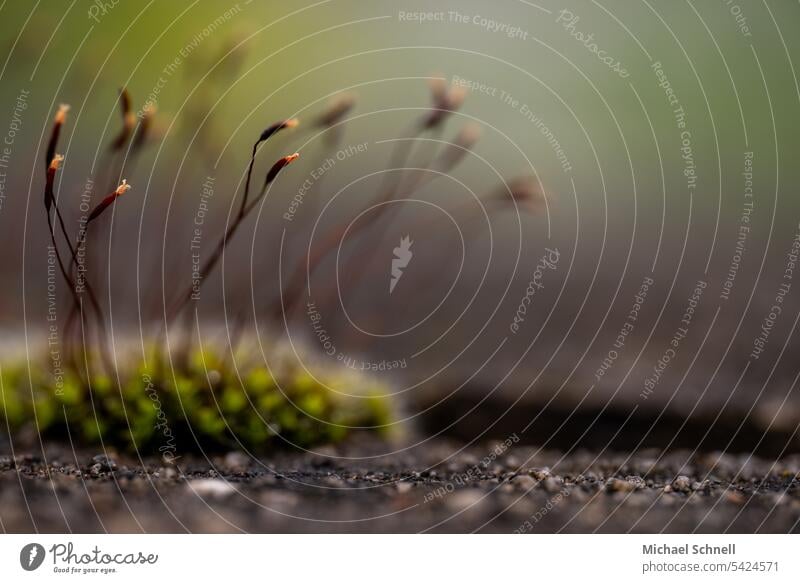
19 543 46 571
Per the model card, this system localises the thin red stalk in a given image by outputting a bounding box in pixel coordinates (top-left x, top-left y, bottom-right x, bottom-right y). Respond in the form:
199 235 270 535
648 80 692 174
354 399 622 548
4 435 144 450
238 118 298 218
275 85 466 321
45 105 68 173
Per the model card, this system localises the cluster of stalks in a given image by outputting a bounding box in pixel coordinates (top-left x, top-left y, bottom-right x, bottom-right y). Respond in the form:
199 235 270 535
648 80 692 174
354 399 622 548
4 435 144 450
140 76 541 360
17 75 544 454
269 78 544 325
23 86 392 454
46 86 310 368
44 89 161 378
45 99 134 379
46 77 544 367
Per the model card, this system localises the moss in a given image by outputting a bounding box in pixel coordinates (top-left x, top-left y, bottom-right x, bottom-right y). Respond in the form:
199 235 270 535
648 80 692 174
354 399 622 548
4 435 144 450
0 344 392 454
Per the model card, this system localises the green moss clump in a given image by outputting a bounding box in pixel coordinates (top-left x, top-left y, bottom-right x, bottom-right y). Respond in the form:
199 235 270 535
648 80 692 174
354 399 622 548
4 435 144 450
0 344 392 454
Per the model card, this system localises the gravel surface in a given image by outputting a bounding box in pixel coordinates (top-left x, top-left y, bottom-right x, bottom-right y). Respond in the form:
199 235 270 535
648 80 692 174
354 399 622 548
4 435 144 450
2 441 799 533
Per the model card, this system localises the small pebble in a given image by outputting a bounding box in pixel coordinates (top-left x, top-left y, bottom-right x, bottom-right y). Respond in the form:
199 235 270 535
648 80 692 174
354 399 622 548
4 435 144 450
542 477 563 494
514 475 537 490
323 475 345 487
445 489 483 511
187 479 237 499
527 467 552 480
91 454 117 472
605 478 635 493
672 475 692 492
724 490 746 505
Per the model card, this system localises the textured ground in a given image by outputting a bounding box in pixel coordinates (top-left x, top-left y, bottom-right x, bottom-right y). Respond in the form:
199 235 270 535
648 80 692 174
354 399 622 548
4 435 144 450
1 440 799 533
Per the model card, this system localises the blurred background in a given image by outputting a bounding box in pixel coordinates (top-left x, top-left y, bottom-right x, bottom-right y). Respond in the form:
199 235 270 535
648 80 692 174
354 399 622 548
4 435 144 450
1 0 800 455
